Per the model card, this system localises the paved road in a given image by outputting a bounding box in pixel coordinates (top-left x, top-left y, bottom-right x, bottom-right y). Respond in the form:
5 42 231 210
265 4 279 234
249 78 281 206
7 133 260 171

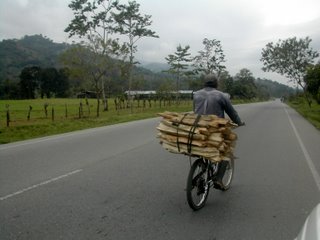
1 100 320 240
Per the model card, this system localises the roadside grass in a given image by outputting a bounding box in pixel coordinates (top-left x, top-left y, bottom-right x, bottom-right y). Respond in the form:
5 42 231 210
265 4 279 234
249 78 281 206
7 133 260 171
287 97 320 130
0 98 263 144
0 98 193 144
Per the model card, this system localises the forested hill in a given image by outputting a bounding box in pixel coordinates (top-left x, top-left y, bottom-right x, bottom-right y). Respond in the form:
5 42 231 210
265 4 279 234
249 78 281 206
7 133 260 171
0 34 157 84
0 34 295 99
255 78 295 98
0 34 69 81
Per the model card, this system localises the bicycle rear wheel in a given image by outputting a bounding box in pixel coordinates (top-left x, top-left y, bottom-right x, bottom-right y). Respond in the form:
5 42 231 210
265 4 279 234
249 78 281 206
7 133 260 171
220 158 234 190
186 158 210 211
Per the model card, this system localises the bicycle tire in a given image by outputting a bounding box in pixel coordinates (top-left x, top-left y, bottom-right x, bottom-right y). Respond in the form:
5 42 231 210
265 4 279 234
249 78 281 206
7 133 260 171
220 158 234 191
186 158 210 211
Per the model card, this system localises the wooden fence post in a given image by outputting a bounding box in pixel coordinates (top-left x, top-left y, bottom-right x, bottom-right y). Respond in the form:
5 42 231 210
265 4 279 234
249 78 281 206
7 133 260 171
51 107 55 121
27 105 32 121
6 104 10 127
79 102 83 118
44 103 49 118
65 104 68 118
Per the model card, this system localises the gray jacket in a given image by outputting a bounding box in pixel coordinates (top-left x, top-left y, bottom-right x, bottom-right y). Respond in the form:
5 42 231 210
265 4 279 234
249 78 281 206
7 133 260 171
193 87 242 125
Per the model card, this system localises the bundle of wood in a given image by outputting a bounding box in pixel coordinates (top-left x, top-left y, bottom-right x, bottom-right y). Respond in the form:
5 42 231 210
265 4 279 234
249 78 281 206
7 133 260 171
157 111 238 162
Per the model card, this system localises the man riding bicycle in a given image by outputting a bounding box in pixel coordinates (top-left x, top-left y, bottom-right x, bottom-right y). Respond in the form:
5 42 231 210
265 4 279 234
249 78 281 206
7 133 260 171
193 74 244 190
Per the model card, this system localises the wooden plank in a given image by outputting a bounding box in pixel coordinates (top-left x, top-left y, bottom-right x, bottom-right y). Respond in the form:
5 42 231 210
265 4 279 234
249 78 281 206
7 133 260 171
208 133 223 142
161 142 222 162
158 133 206 147
161 140 220 154
160 119 209 135
157 123 207 140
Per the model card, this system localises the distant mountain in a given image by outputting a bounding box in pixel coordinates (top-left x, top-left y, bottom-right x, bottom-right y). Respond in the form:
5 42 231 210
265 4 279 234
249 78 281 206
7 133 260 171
255 78 296 98
0 35 295 100
0 34 170 83
140 62 169 73
0 34 69 82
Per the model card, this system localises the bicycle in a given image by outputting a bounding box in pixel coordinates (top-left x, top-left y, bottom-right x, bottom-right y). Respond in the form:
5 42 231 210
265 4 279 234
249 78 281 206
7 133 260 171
186 157 234 211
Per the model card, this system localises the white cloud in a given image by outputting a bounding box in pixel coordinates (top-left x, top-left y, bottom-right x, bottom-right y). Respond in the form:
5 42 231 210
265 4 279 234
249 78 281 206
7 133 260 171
0 0 72 42
261 0 320 26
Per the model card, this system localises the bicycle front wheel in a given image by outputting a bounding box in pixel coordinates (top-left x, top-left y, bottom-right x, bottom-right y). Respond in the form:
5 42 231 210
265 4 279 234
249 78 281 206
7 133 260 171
186 158 210 211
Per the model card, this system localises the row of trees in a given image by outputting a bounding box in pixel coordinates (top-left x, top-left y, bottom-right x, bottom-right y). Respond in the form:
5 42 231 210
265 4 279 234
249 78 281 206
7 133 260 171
0 66 70 99
164 36 319 105
11 64 276 101
19 67 69 99
5 34 315 105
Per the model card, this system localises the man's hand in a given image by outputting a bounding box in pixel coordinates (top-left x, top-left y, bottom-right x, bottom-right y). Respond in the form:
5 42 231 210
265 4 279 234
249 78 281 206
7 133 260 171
238 122 245 126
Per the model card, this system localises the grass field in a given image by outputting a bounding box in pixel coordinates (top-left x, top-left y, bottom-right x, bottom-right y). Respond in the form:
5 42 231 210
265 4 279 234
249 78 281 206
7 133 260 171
0 98 193 144
3 97 316 144
287 97 320 130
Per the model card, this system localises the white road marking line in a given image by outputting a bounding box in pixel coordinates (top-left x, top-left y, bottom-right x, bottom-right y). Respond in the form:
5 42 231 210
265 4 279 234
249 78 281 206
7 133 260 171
0 169 83 201
285 107 320 192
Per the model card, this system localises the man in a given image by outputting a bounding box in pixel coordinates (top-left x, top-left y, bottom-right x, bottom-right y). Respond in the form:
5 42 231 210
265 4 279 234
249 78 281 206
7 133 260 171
193 74 244 190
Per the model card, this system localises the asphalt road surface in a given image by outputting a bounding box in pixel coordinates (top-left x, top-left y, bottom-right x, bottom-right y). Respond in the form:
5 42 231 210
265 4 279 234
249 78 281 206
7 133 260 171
1 100 320 240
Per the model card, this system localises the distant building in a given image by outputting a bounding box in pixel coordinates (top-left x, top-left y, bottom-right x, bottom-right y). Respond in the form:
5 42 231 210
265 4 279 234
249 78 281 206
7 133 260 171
124 90 193 99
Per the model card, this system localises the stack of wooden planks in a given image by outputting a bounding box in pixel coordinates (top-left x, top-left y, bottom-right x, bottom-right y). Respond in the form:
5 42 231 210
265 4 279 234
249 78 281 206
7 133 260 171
157 111 238 162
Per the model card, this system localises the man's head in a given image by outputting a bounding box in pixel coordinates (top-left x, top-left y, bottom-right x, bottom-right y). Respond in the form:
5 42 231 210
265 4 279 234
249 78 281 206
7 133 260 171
204 74 218 88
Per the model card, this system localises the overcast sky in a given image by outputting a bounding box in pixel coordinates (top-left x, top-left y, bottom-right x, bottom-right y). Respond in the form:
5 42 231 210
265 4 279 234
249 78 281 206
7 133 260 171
1 0 320 86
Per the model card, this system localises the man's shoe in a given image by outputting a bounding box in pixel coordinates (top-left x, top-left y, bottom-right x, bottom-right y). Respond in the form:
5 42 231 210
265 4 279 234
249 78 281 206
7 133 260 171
213 179 225 191
212 160 228 191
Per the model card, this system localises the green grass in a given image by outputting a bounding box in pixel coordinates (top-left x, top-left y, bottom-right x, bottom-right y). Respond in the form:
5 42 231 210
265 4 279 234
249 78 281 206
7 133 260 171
287 97 320 129
0 98 194 144
0 98 266 144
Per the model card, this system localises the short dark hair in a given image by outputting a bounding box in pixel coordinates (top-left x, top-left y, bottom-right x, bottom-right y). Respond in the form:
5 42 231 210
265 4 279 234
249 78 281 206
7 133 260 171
204 74 218 88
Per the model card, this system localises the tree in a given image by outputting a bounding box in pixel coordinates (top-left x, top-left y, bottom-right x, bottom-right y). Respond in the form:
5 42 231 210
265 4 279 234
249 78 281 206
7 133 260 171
0 79 20 99
19 66 41 99
193 38 226 77
56 68 70 97
261 36 319 106
305 63 320 104
112 0 158 110
256 84 270 100
39 68 59 98
218 71 233 95
39 68 70 98
60 45 113 115
232 68 257 99
65 0 124 115
165 44 192 93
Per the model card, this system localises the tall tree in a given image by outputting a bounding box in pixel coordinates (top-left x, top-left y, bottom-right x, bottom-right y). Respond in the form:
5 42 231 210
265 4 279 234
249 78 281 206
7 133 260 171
65 0 124 115
261 36 319 106
112 0 158 110
232 68 257 99
193 38 226 77
305 63 320 104
165 44 192 93
60 45 113 115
